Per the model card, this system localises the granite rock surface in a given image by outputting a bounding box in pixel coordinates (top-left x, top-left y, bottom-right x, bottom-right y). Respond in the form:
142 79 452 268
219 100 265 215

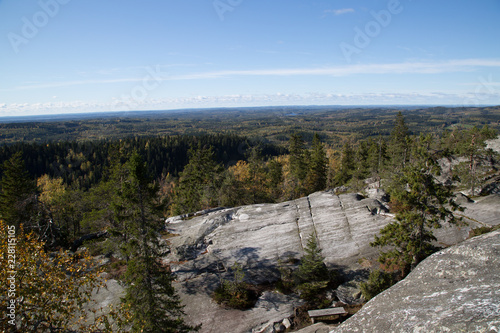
330 230 500 333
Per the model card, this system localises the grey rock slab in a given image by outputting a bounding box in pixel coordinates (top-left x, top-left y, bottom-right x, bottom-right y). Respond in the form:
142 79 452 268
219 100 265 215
330 230 500 333
177 286 303 333
165 190 489 333
486 135 500 154
459 194 500 226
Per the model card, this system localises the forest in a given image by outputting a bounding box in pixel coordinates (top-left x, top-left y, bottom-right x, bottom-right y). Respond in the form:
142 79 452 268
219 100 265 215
1 105 499 146
0 106 499 332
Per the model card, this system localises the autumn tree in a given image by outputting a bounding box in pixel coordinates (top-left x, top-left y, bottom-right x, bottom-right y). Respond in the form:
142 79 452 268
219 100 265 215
37 175 86 242
114 152 197 333
0 220 106 332
0 153 62 247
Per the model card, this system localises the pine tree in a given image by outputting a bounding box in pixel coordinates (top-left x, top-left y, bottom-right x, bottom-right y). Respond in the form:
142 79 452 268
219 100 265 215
366 137 388 187
334 142 355 186
454 125 497 196
267 158 283 199
372 159 463 277
295 233 330 302
389 112 411 171
296 233 329 283
115 152 197 333
0 152 37 230
354 140 370 181
171 144 222 215
305 133 327 193
289 133 308 181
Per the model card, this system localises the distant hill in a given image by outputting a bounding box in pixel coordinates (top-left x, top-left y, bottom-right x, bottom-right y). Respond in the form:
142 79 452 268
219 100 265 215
1 105 499 146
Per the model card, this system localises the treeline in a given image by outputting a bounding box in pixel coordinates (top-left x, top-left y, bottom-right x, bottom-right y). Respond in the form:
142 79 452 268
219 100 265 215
0 134 284 189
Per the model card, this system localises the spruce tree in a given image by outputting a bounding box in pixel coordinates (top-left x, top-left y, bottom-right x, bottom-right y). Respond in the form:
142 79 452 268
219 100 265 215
334 142 355 186
305 133 327 193
389 112 411 171
115 152 197 333
372 158 462 276
172 144 222 215
0 152 37 230
354 140 370 181
267 158 283 199
296 233 329 283
295 233 330 302
289 133 308 181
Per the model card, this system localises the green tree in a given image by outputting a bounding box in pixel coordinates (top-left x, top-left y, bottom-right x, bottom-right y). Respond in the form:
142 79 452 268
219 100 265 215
171 144 222 215
289 133 308 182
453 125 497 195
389 112 411 172
114 152 197 333
359 270 395 301
334 142 355 186
267 158 283 199
213 262 255 310
372 161 462 276
295 233 330 301
305 133 328 193
366 137 388 187
0 152 37 230
353 140 370 181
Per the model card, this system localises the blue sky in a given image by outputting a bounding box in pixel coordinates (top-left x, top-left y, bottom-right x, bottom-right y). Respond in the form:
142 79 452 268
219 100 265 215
0 0 499 116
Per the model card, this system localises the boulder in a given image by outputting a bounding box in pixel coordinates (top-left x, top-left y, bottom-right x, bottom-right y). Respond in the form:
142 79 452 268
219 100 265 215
334 273 367 305
331 230 500 333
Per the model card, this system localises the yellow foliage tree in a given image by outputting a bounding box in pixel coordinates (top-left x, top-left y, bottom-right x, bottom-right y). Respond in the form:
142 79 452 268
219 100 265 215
37 175 66 206
0 220 108 332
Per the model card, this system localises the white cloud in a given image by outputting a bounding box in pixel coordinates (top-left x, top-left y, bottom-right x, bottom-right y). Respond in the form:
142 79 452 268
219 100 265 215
1 90 499 117
4 58 499 92
178 59 500 79
325 8 355 16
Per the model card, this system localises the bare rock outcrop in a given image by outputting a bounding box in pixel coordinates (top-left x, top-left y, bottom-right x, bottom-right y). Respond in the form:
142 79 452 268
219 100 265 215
330 230 500 333
164 190 500 332
166 191 393 332
167 192 393 285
